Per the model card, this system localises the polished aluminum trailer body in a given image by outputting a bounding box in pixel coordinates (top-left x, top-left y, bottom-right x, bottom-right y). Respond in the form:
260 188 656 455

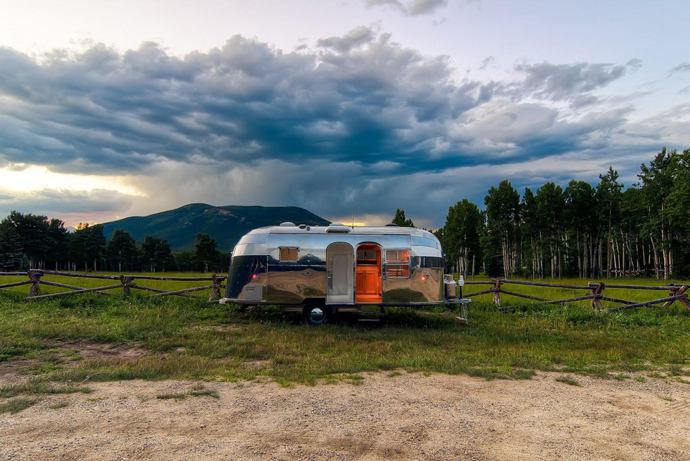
225 224 447 307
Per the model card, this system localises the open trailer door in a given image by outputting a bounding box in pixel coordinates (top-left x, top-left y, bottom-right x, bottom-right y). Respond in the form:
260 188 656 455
326 242 354 304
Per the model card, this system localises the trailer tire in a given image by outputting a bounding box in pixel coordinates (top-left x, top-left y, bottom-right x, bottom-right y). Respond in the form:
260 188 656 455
304 304 330 326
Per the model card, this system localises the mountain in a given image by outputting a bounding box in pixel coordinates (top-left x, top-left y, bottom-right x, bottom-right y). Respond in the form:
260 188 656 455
102 203 330 251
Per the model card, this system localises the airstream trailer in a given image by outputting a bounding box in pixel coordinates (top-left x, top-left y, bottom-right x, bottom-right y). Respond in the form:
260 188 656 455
224 222 464 324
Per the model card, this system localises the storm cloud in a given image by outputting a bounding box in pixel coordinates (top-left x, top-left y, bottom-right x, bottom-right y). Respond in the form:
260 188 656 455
0 31 642 173
0 28 684 225
512 61 634 105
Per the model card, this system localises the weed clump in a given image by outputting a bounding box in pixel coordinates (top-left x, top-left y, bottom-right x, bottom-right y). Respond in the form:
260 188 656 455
555 375 581 386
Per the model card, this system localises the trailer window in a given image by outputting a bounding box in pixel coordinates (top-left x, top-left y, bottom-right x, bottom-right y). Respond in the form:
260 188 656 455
279 247 299 262
386 249 410 278
357 247 378 265
412 236 440 249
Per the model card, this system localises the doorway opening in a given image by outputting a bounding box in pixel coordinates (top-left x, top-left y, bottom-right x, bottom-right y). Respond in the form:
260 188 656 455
326 242 354 305
355 243 382 303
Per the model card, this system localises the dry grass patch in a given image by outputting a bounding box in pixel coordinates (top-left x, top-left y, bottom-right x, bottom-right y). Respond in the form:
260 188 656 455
555 375 581 386
0 398 38 414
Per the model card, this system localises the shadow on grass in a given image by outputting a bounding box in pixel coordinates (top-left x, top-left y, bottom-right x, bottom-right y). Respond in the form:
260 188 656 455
228 304 463 330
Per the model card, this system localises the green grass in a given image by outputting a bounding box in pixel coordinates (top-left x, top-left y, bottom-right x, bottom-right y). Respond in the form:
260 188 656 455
0 398 38 414
0 275 689 387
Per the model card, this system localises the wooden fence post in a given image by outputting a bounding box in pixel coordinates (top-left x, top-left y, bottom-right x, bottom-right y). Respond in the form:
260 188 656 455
120 276 134 296
492 279 501 307
590 282 605 310
208 274 222 302
664 285 689 309
678 286 690 310
28 270 43 297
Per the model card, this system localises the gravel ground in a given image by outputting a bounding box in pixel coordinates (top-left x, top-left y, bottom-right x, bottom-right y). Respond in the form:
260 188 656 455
1 372 689 460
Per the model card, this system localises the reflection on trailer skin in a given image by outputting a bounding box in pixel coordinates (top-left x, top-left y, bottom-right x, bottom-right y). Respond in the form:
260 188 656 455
225 223 458 322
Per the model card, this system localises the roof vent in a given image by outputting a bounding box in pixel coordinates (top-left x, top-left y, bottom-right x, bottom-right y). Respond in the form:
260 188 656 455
326 223 352 233
279 222 296 227
385 223 399 227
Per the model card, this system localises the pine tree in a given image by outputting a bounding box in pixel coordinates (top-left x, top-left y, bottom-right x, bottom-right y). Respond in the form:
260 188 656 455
107 230 138 272
0 219 23 270
195 233 221 272
391 208 414 227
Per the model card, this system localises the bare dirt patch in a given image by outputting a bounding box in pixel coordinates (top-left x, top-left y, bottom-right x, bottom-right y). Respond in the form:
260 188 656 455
0 342 149 380
52 341 148 362
0 359 37 380
1 372 689 460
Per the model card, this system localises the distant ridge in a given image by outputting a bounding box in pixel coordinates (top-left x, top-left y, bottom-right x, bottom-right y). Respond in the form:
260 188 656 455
102 203 330 251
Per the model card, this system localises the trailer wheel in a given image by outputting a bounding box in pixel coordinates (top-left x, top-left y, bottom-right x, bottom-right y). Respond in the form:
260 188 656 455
304 304 330 326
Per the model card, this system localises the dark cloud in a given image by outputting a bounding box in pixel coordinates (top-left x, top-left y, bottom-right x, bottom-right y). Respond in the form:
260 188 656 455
0 32 639 178
365 0 448 16
0 29 679 225
512 61 634 105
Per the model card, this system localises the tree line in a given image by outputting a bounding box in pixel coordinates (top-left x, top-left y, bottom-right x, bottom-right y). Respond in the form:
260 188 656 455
434 147 690 279
0 213 228 273
2 147 688 279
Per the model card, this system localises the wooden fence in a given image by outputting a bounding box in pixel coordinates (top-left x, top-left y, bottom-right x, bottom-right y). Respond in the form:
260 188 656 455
0 270 225 301
462 279 690 312
1 270 689 313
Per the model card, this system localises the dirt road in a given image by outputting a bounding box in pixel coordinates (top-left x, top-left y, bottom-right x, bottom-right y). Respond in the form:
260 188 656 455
1 372 689 460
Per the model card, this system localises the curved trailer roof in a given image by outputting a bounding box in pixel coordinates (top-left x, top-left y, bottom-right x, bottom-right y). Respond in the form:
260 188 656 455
246 225 437 237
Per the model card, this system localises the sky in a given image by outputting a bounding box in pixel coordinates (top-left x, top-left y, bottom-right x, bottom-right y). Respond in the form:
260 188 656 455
0 0 689 228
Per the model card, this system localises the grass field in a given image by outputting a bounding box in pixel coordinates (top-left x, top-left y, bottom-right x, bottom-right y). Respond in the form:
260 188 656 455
1 273 689 393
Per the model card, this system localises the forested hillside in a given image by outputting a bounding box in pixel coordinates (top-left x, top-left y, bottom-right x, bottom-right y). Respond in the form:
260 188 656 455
0 204 329 272
103 204 329 250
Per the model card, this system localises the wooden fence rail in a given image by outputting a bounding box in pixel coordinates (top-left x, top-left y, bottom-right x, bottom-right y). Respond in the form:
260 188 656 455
461 278 690 312
1 270 689 312
0 270 226 301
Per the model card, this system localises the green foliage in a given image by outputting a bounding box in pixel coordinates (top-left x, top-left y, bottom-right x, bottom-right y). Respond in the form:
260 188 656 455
3 211 51 266
141 236 176 272
195 233 223 272
438 146 690 278
106 229 139 271
0 219 22 270
442 199 482 276
70 223 106 271
484 180 521 277
392 208 414 227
